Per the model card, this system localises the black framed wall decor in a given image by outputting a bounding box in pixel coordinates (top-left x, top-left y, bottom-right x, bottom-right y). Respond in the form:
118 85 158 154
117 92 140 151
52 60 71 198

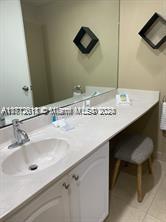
139 13 166 49
73 27 99 54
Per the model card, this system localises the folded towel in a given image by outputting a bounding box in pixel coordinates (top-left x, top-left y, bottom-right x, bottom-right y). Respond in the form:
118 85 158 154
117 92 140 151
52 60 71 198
160 102 166 131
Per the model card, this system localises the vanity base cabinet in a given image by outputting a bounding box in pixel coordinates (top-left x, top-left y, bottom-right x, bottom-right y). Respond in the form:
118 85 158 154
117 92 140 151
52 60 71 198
5 142 109 222
70 142 109 222
5 175 71 222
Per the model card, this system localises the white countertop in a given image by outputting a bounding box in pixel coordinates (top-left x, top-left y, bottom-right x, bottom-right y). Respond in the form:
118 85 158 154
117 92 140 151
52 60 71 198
0 89 159 220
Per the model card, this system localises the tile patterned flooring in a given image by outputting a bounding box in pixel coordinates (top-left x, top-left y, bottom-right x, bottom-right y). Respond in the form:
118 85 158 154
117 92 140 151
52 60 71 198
105 161 166 222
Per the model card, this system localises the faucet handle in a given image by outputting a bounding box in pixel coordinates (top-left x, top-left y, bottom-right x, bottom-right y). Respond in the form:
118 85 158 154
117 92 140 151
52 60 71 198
12 119 21 126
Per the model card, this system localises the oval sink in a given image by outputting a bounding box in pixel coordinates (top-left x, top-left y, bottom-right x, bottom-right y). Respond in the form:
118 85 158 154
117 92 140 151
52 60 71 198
2 138 69 176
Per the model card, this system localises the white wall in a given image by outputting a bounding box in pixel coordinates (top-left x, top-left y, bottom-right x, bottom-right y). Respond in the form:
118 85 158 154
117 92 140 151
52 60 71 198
38 0 119 102
119 0 166 161
0 0 33 107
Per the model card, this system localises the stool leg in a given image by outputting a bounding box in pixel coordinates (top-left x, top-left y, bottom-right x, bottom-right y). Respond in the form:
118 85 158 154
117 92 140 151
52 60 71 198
111 159 121 189
137 164 143 202
148 156 153 174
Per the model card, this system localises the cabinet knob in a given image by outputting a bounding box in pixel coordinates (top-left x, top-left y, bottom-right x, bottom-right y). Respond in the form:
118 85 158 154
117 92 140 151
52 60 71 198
62 183 70 190
72 174 79 181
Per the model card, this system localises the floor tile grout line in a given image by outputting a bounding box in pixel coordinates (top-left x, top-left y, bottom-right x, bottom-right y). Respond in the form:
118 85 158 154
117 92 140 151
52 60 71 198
110 192 149 214
111 162 165 213
146 170 166 215
140 185 160 222
111 183 159 214
145 214 165 222
152 215 165 222
109 161 166 222
109 189 165 222
145 171 166 222
107 194 147 222
141 211 148 222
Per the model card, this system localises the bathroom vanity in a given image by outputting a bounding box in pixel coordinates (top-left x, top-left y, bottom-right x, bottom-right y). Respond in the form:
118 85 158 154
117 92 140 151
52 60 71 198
4 143 109 222
0 89 159 222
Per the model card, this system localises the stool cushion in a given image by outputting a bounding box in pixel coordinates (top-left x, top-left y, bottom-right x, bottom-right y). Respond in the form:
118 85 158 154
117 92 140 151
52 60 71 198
114 134 154 164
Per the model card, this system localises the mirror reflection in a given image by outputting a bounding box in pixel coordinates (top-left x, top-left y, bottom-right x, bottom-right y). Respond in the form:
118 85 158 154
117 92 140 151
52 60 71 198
0 0 119 128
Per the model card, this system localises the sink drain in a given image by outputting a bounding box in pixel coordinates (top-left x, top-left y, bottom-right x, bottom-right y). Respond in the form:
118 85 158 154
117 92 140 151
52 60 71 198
29 164 38 171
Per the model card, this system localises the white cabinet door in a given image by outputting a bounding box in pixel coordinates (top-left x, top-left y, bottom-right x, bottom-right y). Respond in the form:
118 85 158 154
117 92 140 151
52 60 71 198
5 176 70 222
70 142 109 222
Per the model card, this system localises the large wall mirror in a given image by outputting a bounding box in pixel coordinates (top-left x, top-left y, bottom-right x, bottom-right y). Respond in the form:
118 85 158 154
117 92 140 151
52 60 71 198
0 0 120 128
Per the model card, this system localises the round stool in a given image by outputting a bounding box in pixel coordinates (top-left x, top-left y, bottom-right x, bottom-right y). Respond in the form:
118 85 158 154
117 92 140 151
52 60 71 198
111 134 154 202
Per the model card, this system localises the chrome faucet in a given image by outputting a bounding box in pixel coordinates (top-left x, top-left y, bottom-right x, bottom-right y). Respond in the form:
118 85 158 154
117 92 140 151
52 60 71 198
8 119 30 149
